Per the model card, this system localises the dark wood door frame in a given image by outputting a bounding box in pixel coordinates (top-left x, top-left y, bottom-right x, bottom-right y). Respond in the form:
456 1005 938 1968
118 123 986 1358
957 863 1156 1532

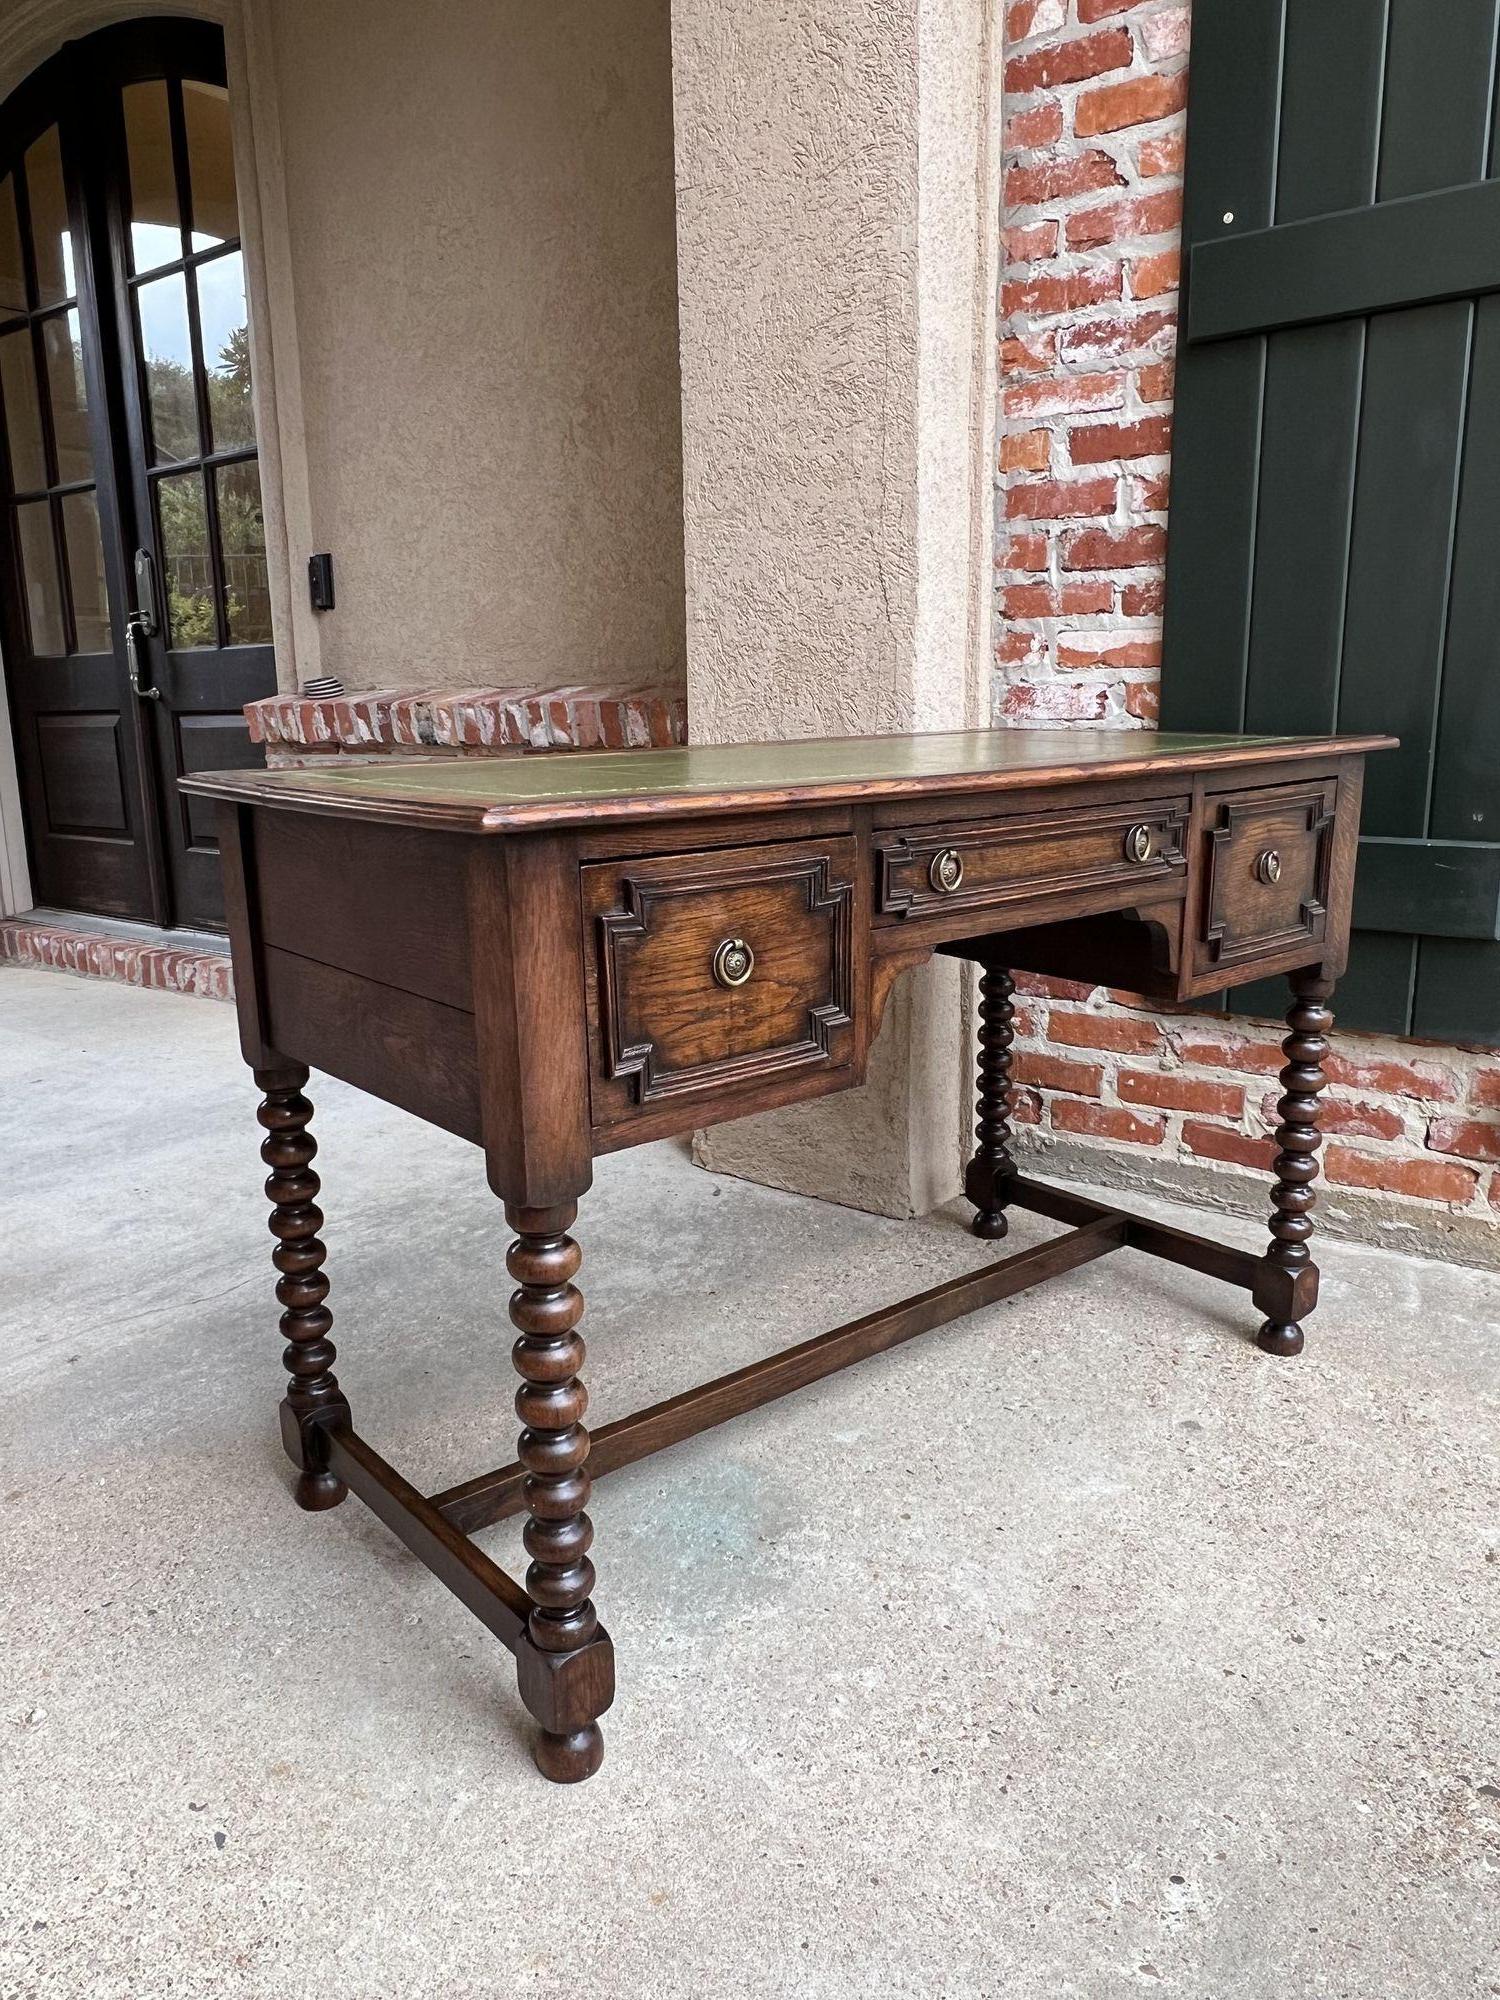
0 34 160 922
0 18 274 931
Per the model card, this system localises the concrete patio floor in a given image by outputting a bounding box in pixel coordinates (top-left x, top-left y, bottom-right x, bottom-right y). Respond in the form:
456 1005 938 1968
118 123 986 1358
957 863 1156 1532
1 963 1496 1999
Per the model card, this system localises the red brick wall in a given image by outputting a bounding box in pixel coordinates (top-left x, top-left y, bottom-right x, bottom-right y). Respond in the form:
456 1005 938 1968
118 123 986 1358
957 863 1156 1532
998 0 1186 726
995 0 1500 1252
1007 974 1500 1227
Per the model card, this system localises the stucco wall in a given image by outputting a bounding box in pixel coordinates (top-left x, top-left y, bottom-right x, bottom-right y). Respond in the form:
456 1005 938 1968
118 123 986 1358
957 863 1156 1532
672 1 920 742
673 0 1001 1217
261 0 686 694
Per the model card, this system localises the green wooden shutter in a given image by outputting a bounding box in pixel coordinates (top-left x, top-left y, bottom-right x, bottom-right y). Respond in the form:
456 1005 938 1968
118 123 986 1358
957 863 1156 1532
1162 0 1500 1044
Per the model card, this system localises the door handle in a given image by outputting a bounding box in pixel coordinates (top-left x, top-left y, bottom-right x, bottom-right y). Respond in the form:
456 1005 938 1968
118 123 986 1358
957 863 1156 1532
126 612 160 700
127 547 161 701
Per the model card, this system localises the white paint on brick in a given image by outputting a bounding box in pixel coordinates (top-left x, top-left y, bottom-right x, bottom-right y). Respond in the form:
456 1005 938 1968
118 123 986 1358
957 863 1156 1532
246 686 687 765
1139 6 1190 64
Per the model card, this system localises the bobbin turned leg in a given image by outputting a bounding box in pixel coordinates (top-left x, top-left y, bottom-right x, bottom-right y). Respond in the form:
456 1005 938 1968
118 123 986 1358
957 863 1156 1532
966 964 1017 1240
1252 972 1336 1357
255 1065 351 1508
507 1201 613 1783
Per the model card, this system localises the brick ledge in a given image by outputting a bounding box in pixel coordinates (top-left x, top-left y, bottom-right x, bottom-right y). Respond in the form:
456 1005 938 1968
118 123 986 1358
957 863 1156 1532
1 917 232 1000
246 682 688 764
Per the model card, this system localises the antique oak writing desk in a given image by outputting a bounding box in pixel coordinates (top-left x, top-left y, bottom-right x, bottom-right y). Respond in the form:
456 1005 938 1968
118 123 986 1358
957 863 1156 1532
183 727 1393 1784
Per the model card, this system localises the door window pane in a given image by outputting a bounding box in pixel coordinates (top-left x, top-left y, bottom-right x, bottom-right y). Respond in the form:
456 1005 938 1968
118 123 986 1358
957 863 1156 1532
44 310 91 483
157 469 215 646
123 80 182 274
136 270 198 461
198 251 253 450
0 177 25 317
61 488 109 651
25 127 72 305
15 498 63 651
0 328 46 491
183 81 237 250
217 458 269 642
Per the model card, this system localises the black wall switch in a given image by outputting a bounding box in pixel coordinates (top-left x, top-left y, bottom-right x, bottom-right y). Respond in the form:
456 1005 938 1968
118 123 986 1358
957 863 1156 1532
308 552 335 612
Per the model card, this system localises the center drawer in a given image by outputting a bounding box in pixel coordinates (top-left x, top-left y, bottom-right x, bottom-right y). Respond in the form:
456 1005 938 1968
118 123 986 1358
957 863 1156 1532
875 795 1189 924
583 837 857 1126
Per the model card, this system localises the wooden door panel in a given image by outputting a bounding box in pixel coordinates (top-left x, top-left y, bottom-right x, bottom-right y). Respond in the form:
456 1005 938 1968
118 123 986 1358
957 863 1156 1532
35 710 130 831
18 703 149 916
168 700 265 919
176 710 257 839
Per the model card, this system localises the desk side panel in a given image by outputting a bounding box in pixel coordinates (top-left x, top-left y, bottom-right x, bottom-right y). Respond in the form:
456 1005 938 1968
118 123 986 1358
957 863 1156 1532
238 803 483 1143
260 947 482 1144
253 809 473 1009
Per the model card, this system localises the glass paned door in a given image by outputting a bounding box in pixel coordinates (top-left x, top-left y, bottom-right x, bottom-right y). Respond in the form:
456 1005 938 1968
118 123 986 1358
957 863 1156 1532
111 44 275 928
123 78 269 651
0 21 275 930
0 112 155 919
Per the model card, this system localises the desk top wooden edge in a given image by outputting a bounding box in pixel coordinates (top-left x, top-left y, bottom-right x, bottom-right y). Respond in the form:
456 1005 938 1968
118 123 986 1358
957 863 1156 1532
182 728 1399 834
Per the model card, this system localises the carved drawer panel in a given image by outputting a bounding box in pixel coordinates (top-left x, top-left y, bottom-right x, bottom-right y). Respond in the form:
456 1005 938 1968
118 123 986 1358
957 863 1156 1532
875 795 1189 925
583 838 856 1126
1195 778 1338 974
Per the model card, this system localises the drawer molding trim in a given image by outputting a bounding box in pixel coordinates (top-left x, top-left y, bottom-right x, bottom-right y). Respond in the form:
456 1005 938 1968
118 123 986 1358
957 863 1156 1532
878 799 1189 921
1203 791 1335 968
596 852 854 1106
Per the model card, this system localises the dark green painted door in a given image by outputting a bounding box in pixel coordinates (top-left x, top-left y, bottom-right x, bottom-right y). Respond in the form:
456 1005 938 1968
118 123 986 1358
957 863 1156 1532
1162 0 1500 1044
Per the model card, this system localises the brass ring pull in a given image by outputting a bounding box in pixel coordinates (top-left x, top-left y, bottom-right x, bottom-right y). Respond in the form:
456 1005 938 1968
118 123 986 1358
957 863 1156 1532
929 847 964 895
1256 848 1283 885
712 936 754 988
1124 823 1153 864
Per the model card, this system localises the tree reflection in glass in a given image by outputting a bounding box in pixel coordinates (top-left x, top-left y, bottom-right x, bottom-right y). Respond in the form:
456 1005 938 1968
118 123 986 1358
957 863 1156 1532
217 458 268 643
157 469 215 646
198 251 252 450
136 270 197 461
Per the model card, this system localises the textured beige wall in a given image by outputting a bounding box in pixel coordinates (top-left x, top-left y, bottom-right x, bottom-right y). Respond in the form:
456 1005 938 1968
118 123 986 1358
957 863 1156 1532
262 0 686 693
674 0 1002 1216
672 0 920 740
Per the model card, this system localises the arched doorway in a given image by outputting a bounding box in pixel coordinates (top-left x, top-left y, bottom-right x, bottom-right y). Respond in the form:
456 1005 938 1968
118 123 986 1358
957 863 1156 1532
0 17 273 931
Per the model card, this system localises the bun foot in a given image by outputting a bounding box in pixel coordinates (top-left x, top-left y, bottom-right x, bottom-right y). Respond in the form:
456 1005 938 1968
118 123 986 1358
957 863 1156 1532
971 1209 1009 1241
1256 1320 1304 1358
534 1724 604 1784
294 1468 348 1510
